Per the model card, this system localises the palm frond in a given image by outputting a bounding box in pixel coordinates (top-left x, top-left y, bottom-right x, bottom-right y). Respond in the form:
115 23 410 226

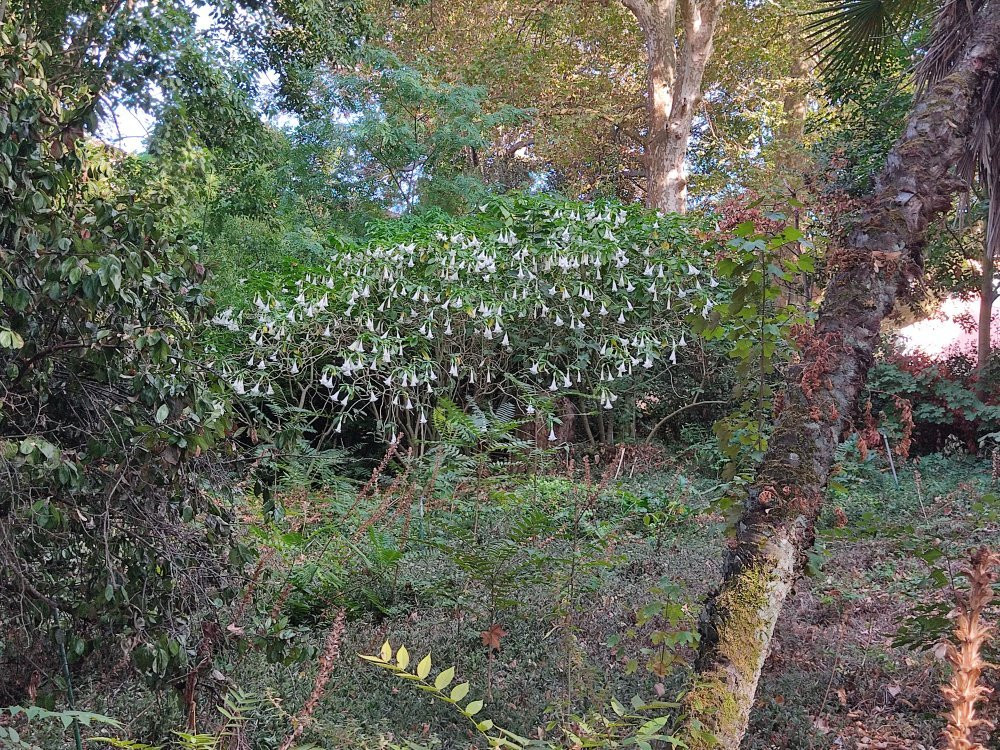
912 0 998 250
812 0 1000 254
806 0 931 82
914 0 986 95
977 80 1000 256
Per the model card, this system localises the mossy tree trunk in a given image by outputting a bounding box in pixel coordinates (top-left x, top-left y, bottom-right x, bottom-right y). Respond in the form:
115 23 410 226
685 12 1000 748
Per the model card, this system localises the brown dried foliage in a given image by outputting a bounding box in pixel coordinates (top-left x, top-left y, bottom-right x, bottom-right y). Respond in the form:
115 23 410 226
892 396 913 459
941 548 998 750
278 609 347 750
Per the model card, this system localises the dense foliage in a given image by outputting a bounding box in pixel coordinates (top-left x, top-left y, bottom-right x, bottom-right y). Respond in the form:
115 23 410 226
211 197 723 449
2 1 999 749
0 26 243 695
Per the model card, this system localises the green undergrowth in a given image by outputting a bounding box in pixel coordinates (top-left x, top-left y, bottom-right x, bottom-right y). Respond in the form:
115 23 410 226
21 448 996 749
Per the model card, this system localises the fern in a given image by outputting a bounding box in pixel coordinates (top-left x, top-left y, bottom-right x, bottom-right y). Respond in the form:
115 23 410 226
0 706 120 750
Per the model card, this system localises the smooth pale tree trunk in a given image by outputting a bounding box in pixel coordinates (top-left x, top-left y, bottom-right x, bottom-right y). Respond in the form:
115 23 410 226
775 50 816 308
623 0 724 213
775 53 815 181
683 12 1000 749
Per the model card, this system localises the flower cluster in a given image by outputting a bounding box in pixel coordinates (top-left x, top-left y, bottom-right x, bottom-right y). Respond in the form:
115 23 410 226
215 198 720 441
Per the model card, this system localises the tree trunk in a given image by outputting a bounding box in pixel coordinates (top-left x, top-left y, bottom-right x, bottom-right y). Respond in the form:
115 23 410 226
684 14 1000 749
623 0 723 213
977 229 997 399
772 50 816 309
774 53 814 181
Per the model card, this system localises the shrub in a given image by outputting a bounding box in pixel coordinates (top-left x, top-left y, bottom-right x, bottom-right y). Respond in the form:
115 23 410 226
0 23 243 698
209 195 723 450
867 345 1000 454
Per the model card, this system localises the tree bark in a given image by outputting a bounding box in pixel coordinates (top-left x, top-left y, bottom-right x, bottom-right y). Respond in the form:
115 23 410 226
775 52 815 184
623 0 724 213
684 12 1000 749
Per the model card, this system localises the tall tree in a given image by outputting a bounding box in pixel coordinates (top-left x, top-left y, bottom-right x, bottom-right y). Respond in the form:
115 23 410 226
4 0 368 125
621 0 724 212
684 4 1000 747
372 0 648 201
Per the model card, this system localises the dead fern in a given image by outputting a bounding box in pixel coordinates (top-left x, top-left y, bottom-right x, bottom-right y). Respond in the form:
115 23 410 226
941 548 998 750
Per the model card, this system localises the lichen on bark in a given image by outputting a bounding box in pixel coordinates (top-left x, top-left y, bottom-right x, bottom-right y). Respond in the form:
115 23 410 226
711 565 772 679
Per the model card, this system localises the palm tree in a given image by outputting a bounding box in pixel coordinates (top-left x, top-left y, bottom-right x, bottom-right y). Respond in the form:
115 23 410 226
681 4 1000 748
812 0 1000 390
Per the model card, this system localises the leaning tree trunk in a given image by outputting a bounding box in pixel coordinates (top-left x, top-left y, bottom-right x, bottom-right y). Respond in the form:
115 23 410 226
683 12 1000 749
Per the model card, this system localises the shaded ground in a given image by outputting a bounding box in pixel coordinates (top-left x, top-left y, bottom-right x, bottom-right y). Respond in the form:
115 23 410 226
47 450 999 749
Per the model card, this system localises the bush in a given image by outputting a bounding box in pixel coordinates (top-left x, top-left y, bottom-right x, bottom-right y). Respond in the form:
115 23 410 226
0 24 244 698
867 344 1000 454
208 195 724 451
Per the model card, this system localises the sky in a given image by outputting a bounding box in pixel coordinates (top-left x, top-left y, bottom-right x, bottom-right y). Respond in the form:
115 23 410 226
97 106 156 152
898 296 1000 359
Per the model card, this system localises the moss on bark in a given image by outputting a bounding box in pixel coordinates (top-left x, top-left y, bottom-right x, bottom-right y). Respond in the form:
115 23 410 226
712 565 771 680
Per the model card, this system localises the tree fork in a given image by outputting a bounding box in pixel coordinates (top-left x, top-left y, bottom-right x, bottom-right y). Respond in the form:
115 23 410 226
684 11 1000 748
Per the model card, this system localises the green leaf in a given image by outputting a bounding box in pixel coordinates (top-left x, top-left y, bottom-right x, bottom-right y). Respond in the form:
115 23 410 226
380 640 392 661
154 404 169 424
0 328 24 349
465 700 484 716
396 644 410 670
450 682 470 702
416 653 431 679
434 666 455 690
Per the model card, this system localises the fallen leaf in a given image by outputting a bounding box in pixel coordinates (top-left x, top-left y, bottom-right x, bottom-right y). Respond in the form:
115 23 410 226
481 623 508 652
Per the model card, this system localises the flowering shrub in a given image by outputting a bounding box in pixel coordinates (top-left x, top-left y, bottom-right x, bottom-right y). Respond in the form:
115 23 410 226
211 196 723 446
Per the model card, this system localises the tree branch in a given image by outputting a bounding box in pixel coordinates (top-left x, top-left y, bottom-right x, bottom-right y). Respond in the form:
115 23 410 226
643 400 727 445
620 0 653 34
